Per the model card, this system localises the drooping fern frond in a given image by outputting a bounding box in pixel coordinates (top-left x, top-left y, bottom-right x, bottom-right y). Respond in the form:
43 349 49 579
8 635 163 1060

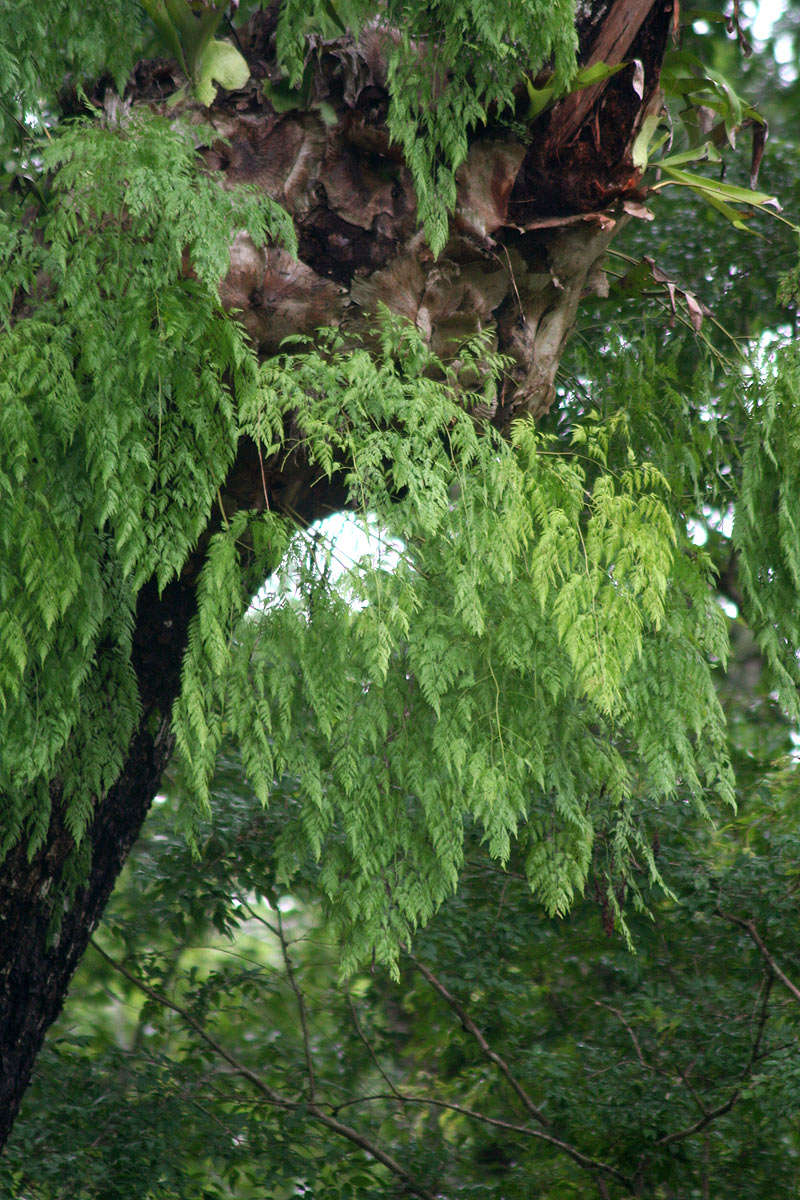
735 344 800 720
0 97 738 972
172 317 734 972
0 112 292 847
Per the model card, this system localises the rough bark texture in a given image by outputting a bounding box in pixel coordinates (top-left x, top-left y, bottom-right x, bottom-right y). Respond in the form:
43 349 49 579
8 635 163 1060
0 0 673 1146
0 578 190 1144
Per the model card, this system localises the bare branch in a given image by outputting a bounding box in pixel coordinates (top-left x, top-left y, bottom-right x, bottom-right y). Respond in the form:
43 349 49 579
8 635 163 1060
744 972 774 1078
112 938 629 1197
669 1056 709 1120
593 1000 652 1073
345 988 402 1099
654 972 774 1150
90 939 288 1104
275 905 316 1102
595 999 710 1124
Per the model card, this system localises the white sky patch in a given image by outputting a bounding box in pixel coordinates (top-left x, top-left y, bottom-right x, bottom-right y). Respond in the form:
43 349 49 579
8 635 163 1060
249 512 404 617
322 512 402 581
687 510 739 618
751 0 786 40
686 517 709 546
695 2 785 39
750 0 799 80
688 506 735 545
718 595 739 619
710 506 735 538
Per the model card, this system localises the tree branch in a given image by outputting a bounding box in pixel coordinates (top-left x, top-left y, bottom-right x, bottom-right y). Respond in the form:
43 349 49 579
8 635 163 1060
90 940 438 1200
593 1000 653 1073
275 904 317 1102
330 1090 633 1187
345 988 403 1100
90 939 287 1103
716 910 800 1003
654 972 774 1150
406 949 549 1127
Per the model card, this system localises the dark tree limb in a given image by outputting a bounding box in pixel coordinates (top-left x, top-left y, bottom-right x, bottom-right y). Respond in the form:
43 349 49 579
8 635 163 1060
0 576 193 1144
550 0 664 146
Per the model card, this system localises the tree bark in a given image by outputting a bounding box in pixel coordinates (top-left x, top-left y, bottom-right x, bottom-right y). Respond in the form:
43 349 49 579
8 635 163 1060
0 0 672 1147
0 577 191 1144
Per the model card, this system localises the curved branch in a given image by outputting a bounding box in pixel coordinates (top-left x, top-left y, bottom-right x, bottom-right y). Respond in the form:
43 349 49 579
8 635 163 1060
406 949 550 1127
654 972 774 1150
332 1089 633 1187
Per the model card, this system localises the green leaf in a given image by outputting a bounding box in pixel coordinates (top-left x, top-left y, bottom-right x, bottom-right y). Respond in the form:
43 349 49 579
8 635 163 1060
632 112 662 170
194 39 250 107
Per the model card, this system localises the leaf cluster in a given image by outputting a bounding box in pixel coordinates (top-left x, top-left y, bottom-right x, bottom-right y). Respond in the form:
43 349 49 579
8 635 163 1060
6 726 800 1199
172 318 734 969
0 113 291 853
0 0 148 148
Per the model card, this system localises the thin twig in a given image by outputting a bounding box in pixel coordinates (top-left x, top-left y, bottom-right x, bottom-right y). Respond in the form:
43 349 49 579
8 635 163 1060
406 950 549 1127
255 435 271 510
655 1092 738 1149
595 1000 708 1121
90 940 287 1099
654 972 773 1149
275 905 316 1101
716 911 800 1002
593 1001 651 1072
494 874 510 922
345 988 402 1099
330 1090 633 1187
184 1092 241 1141
91 939 286 1103
669 1057 709 1120
309 1108 438 1199
744 973 774 1078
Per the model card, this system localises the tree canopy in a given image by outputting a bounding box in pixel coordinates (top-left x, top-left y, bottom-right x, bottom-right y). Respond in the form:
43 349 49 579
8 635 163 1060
2 0 800 1193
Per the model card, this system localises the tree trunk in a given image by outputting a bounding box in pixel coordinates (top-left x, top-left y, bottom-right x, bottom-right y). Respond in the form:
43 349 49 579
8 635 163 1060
0 577 190 1144
0 0 671 1147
